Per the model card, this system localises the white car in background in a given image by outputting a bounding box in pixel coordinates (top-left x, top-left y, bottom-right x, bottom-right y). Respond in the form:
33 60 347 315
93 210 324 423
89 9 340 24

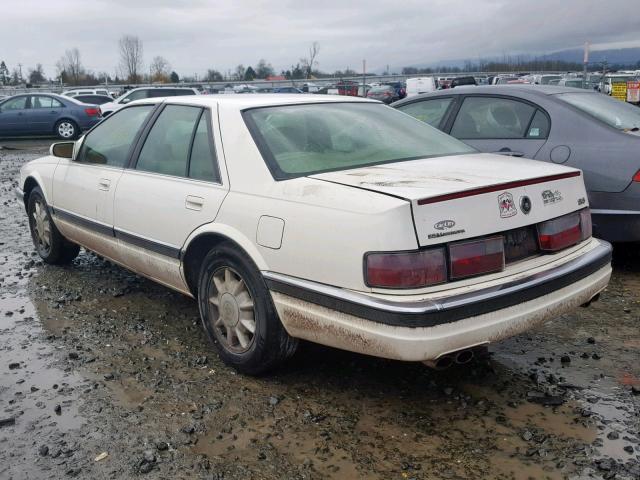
63 88 111 97
99 86 199 116
16 95 611 375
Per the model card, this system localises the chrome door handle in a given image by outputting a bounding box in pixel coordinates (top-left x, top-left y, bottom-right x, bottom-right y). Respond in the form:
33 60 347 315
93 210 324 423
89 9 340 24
185 195 204 211
98 178 111 191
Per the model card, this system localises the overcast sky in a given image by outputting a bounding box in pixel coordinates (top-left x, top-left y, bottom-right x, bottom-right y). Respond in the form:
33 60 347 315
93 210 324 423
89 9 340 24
1 0 639 78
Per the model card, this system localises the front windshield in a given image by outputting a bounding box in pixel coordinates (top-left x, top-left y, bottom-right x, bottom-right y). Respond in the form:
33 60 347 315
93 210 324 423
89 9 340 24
243 102 475 179
556 92 640 130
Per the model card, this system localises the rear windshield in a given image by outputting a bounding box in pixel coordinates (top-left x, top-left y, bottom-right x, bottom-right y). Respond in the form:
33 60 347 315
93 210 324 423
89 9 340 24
556 92 640 130
243 102 475 179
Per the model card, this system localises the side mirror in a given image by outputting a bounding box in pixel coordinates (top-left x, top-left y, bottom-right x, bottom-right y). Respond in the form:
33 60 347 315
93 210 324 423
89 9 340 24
121 98 131 104
50 142 75 159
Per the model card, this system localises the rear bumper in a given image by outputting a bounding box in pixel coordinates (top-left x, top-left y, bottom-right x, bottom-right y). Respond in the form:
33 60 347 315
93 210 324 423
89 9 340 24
591 209 640 243
265 240 612 361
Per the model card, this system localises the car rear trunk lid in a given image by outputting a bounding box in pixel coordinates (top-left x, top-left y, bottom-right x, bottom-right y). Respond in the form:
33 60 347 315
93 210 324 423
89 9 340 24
310 153 589 247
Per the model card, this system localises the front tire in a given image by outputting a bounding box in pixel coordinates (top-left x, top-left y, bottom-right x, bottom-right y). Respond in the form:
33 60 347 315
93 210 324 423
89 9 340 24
54 119 78 140
197 244 297 375
27 187 80 264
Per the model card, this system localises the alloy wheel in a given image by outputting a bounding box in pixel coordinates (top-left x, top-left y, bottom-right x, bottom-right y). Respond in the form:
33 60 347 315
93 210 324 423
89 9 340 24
31 199 51 254
207 267 256 353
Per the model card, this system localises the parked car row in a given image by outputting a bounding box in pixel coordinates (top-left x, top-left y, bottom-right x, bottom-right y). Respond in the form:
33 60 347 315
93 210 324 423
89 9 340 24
17 94 611 375
392 85 640 242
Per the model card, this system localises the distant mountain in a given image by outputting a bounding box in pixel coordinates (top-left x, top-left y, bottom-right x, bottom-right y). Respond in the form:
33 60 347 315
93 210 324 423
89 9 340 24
540 47 640 66
391 47 640 72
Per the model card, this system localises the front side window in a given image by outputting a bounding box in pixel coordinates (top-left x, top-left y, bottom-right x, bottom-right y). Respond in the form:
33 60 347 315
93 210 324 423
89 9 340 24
556 92 640 130
136 105 202 177
121 89 148 103
31 96 63 109
243 102 475 179
1 96 28 110
77 105 153 167
450 97 536 139
397 98 453 128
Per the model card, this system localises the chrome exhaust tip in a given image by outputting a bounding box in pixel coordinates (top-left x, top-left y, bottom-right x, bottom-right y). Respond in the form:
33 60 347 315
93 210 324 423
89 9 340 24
455 349 474 365
423 355 454 370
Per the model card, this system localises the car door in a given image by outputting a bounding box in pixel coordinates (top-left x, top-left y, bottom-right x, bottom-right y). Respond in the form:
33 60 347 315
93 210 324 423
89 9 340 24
112 103 228 291
51 105 155 254
447 95 550 159
0 95 29 136
28 95 64 134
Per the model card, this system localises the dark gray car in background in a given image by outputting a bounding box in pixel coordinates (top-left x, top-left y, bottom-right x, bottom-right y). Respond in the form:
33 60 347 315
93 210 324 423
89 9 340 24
0 93 101 139
393 85 640 242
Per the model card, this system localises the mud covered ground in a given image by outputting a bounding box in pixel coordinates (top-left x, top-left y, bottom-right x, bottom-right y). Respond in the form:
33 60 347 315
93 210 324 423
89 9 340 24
1 140 639 480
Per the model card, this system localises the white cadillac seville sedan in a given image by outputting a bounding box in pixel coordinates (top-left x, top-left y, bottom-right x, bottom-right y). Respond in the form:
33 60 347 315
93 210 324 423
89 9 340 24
16 95 612 374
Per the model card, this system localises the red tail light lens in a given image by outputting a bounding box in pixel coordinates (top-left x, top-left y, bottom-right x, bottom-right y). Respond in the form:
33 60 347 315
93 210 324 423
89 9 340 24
84 107 100 117
449 236 505 280
633 170 640 182
579 208 592 241
537 211 584 251
365 249 446 288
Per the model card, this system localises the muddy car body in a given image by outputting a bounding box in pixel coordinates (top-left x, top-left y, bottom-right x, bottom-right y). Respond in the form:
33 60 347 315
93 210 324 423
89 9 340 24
16 95 612 374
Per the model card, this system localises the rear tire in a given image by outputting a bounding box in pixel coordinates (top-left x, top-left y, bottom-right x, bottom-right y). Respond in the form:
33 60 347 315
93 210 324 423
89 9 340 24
54 119 78 140
197 244 297 375
27 187 80 264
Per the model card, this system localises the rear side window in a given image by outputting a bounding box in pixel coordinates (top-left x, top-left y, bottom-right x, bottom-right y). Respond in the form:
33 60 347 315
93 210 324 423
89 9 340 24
526 110 550 138
31 96 63 109
77 105 153 167
188 113 219 182
450 97 535 139
136 105 202 177
396 98 453 128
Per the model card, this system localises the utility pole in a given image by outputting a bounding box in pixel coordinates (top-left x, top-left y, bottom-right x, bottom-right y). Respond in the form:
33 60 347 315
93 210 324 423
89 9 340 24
17 63 23 82
582 42 589 89
362 59 366 97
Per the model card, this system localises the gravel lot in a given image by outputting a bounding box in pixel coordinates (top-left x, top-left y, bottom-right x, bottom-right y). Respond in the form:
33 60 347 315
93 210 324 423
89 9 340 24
1 139 639 479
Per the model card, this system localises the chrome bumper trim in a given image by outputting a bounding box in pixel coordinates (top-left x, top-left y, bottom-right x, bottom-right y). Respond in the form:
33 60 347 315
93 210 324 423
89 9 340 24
263 241 612 327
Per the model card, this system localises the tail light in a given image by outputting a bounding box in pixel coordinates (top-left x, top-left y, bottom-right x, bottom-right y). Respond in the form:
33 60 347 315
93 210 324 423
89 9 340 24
537 208 591 252
633 170 640 182
84 107 100 117
365 249 446 288
448 237 505 280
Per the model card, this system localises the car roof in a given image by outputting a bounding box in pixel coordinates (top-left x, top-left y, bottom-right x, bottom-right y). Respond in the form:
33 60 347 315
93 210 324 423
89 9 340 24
394 85 596 104
130 94 377 109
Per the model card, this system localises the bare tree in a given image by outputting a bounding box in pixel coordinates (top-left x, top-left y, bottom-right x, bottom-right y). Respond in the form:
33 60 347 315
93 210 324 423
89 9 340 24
301 41 320 79
150 55 171 82
56 48 83 85
119 35 144 83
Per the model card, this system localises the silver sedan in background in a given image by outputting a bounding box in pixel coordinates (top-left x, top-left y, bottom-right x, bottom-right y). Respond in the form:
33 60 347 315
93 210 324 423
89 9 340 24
393 85 640 242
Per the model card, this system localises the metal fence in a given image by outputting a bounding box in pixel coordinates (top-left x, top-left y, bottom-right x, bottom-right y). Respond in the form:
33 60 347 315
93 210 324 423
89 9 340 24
0 71 578 96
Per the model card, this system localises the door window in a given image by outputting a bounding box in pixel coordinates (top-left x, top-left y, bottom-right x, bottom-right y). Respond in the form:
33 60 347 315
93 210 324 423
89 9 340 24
188 113 219 182
31 96 63 109
135 105 201 177
396 98 453 128
77 105 153 167
1 96 28 110
121 89 148 103
451 97 536 139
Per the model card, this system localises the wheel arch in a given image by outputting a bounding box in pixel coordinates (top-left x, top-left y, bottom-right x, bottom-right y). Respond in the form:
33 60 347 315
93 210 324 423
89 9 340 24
181 225 269 297
22 174 49 210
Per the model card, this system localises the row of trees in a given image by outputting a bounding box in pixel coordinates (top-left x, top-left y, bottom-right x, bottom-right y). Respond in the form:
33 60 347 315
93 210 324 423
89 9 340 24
0 39 322 87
